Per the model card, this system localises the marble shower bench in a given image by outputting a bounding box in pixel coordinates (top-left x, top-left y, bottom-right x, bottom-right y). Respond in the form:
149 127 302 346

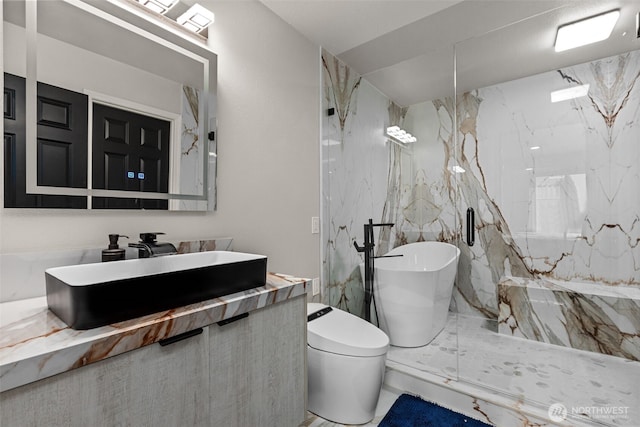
498 276 640 361
0 272 309 426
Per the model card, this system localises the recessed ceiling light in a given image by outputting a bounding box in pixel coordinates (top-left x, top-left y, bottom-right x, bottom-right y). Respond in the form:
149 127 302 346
554 10 620 52
136 0 179 15
177 3 215 33
550 84 590 103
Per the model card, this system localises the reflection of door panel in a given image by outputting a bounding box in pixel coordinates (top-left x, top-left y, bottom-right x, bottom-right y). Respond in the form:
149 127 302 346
92 103 170 210
104 152 129 191
4 133 20 207
37 82 88 189
3 73 87 208
92 104 169 192
4 74 24 208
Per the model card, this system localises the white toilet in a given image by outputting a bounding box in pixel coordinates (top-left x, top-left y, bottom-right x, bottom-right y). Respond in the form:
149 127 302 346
307 303 389 425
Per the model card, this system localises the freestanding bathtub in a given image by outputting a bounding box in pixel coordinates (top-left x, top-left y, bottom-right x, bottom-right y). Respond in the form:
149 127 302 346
373 241 460 347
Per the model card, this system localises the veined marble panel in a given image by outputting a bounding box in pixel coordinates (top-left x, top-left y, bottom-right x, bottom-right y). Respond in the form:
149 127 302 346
470 50 639 313
414 50 640 319
322 50 460 317
0 273 308 392
322 50 399 316
498 276 640 361
176 237 233 254
323 47 640 319
175 86 217 211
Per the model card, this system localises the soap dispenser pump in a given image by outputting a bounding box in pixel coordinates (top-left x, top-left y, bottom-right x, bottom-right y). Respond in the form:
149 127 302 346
102 234 129 262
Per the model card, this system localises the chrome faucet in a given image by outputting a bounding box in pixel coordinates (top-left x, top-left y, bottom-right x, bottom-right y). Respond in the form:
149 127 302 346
129 232 177 258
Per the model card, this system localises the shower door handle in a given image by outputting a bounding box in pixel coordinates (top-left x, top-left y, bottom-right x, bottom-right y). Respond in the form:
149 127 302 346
466 207 475 247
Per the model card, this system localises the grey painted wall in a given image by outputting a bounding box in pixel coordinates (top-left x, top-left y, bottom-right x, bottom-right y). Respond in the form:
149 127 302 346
0 1 320 281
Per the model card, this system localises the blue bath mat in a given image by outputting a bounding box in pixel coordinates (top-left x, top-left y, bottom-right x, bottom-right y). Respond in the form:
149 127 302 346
379 394 493 427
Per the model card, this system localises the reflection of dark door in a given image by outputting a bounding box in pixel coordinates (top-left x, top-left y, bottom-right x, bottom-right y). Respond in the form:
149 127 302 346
3 73 87 208
92 104 169 209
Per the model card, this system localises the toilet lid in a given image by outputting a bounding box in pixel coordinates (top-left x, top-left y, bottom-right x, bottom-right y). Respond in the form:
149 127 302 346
307 303 389 357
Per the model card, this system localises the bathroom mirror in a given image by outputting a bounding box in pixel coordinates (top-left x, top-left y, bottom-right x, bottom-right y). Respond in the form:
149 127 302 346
2 0 217 210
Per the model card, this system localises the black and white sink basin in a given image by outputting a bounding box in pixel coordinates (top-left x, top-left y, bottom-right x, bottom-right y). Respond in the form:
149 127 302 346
45 251 267 330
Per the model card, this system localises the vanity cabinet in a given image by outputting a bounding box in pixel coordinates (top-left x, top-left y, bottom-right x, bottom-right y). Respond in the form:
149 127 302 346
0 296 306 426
0 325 210 426
209 295 306 425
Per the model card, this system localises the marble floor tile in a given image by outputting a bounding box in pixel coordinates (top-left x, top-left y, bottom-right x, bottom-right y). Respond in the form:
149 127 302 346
387 313 640 426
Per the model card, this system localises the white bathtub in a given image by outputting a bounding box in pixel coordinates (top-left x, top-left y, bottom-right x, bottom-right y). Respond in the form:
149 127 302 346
373 242 460 347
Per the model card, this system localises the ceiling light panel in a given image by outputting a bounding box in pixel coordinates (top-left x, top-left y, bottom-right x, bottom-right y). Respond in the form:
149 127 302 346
554 10 620 52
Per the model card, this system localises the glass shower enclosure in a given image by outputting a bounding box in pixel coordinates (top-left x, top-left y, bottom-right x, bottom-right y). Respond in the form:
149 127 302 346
320 3 639 425
452 6 640 426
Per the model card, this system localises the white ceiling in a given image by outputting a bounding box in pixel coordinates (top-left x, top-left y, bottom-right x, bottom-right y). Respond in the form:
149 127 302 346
260 0 640 106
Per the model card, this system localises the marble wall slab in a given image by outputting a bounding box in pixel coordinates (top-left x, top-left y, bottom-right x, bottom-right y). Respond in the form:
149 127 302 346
498 276 640 361
177 238 233 254
449 49 640 318
321 50 399 316
173 86 217 211
321 49 640 321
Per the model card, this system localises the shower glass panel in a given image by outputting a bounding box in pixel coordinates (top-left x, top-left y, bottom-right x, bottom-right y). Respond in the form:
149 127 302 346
382 43 461 383
320 44 460 382
454 5 640 425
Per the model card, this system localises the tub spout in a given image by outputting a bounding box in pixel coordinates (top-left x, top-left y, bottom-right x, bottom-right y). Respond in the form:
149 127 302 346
353 241 367 252
371 223 395 227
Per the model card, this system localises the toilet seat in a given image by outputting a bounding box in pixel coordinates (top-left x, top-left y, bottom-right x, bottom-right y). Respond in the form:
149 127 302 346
307 303 389 357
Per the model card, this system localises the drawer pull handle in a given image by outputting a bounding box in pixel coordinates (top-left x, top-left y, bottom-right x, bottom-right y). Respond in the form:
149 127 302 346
158 328 203 346
217 312 249 326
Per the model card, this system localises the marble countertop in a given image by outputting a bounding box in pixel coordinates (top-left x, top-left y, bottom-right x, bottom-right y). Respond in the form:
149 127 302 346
0 273 308 393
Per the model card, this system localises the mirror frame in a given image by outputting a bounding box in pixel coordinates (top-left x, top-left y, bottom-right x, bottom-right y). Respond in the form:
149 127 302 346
9 0 217 209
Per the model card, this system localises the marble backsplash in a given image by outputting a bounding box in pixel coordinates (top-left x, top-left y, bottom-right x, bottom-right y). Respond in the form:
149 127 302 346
0 237 233 303
321 48 640 320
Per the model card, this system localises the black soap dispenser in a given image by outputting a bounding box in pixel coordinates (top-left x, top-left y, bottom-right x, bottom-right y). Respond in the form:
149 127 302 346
102 234 129 262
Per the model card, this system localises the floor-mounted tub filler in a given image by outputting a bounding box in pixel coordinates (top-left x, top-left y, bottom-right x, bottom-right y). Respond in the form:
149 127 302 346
374 241 460 347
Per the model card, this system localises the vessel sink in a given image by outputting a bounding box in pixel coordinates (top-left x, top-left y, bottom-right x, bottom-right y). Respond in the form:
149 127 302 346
46 251 267 330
